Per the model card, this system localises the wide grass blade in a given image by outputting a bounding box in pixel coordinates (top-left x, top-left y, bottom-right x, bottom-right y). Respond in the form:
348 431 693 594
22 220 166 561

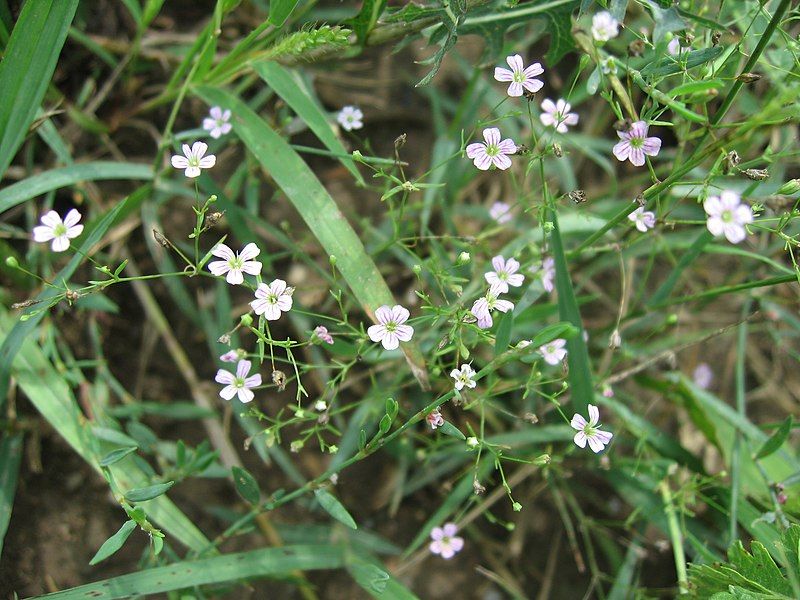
195 85 430 389
0 431 23 556
0 0 79 180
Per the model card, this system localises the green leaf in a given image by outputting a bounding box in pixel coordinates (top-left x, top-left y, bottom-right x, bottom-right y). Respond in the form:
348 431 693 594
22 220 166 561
99 446 138 467
378 414 393 434
269 0 301 27
754 416 793 461
232 466 261 504
544 1 579 64
89 520 137 565
648 230 714 305
640 46 724 77
124 481 175 503
0 0 79 180
415 0 466 87
194 86 429 389
253 62 363 184
0 432 23 556
350 0 387 43
494 311 513 357
529 322 577 349
314 489 358 529
438 421 466 440
642 0 685 42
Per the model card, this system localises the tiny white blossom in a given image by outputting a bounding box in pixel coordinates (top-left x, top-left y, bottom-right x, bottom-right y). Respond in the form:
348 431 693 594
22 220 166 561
314 399 328 412
450 364 477 391
628 206 656 232
215 359 261 403
592 11 620 42
32 209 84 252
538 338 567 365
493 54 544 97
337 106 363 131
171 142 216 178
208 242 262 285
703 190 753 244
484 255 524 294
367 305 414 350
429 523 464 559
489 201 512 224
251 279 293 321
203 106 232 139
600 56 617 75
571 404 613 453
466 128 516 171
540 99 579 133
470 284 514 329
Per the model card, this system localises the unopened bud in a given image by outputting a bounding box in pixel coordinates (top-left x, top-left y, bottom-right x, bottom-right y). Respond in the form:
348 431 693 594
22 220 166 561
65 289 80 305
609 329 622 348
737 72 761 83
272 370 287 391
777 179 800 195
456 251 471 266
552 142 563 158
533 453 551 465
240 314 253 327
412 264 422 275
743 168 769 181
394 134 407 150
5 256 19 269
329 255 337 267
205 211 224 227
152 229 170 248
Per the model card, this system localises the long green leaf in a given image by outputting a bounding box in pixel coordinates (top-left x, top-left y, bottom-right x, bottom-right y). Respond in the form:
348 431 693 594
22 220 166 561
0 0 79 180
195 86 429 389
0 162 153 214
0 431 23 556
30 544 346 599
754 416 793 461
269 0 301 26
315 489 358 529
253 62 363 184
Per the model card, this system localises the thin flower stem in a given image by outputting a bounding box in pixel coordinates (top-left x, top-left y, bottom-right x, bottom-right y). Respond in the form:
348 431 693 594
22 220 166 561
660 479 688 594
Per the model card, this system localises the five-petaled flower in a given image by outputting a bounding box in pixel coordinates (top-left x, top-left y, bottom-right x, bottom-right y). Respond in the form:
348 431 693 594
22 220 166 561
337 106 363 131
628 207 656 232
592 11 620 42
493 54 544 97
203 106 232 139
540 99 579 133
215 359 262 403
251 279 293 321
429 523 464 559
489 201 512 224
450 364 477 391
703 190 753 244
32 209 84 252
171 142 216 178
484 256 524 294
539 338 567 365
571 404 613 453
466 128 516 171
367 305 414 350
427 408 445 430
219 349 242 363
612 121 661 167
208 242 262 285
470 284 514 329
314 325 334 345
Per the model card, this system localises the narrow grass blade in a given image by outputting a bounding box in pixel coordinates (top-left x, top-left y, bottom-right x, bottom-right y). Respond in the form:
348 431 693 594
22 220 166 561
0 431 23 556
253 62 364 184
269 0 301 26
195 86 429 389
29 544 346 599
648 230 713 306
0 162 153 214
0 0 79 180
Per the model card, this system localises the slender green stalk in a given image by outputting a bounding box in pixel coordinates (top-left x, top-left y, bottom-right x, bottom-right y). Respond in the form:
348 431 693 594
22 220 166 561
660 479 688 594
729 300 752 543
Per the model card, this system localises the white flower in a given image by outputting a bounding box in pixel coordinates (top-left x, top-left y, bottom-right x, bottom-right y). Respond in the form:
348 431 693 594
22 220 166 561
667 38 689 56
693 363 714 389
570 404 613 453
703 190 753 244
628 206 656 232
32 209 84 252
215 359 261 403
600 56 617 75
538 338 567 365
314 400 328 412
208 242 262 285
450 364 477 391
202 106 232 139
367 305 414 350
251 279 293 320
530 257 555 293
484 255 524 294
470 283 514 329
466 128 516 171
493 54 544 97
337 106 363 131
539 99 579 133
592 11 620 42
171 142 216 178
489 201 512 224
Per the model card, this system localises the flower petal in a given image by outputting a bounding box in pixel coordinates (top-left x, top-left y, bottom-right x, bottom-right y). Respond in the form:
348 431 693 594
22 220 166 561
63 209 82 228
391 305 410 324
239 242 260 261
374 305 393 325
367 324 386 343
394 324 414 342
215 369 235 385
381 331 399 350
571 414 587 430
588 404 599 426
493 67 514 82
573 430 588 448
465 143 485 159
506 54 524 72
483 128 501 146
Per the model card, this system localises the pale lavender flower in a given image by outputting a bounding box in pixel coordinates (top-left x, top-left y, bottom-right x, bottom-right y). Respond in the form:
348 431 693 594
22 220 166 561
539 99 579 133
429 523 464 559
667 38 688 56
530 257 555 293
489 201 512 224
704 190 753 244
208 242 262 285
215 359 261 403
628 207 656 232
32 209 83 252
693 363 714 389
427 408 445 430
367 305 414 350
470 284 514 329
171 142 216 178
337 106 363 131
571 404 613 453
602 384 614 398
592 11 620 42
484 255 524 294
203 106 232 139
450 364 477 391
538 338 567 365
466 128 516 171
493 54 544 97
219 350 240 363
612 121 661 167
250 279 293 321
314 325 334 345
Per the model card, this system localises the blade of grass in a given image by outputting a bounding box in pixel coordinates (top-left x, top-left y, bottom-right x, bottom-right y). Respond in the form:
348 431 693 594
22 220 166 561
269 0 301 27
0 0 79 180
648 230 713 306
0 431 23 556
195 85 429 389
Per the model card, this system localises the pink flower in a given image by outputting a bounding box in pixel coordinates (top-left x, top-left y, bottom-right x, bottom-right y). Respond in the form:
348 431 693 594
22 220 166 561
219 350 240 362
493 54 544 97
215 359 261 403
470 284 514 329
539 99 579 133
314 325 334 345
367 305 414 350
250 279 293 321
208 242 262 285
530 257 555 293
171 142 216 178
538 338 567 365
466 128 516 171
484 255 524 294
693 363 714 389
612 121 661 167
427 408 445 430
32 209 84 252
570 404 613 453
489 201 512 224
667 38 688 56
703 190 753 244
203 106 232 139
429 523 464 559
628 207 656 232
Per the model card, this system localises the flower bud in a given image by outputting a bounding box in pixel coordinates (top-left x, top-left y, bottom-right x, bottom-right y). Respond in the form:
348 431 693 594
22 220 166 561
456 251 471 266
240 314 253 327
466 436 479 449
412 264 422 275
533 453 551 465
5 256 19 269
777 179 800 195
737 72 761 83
